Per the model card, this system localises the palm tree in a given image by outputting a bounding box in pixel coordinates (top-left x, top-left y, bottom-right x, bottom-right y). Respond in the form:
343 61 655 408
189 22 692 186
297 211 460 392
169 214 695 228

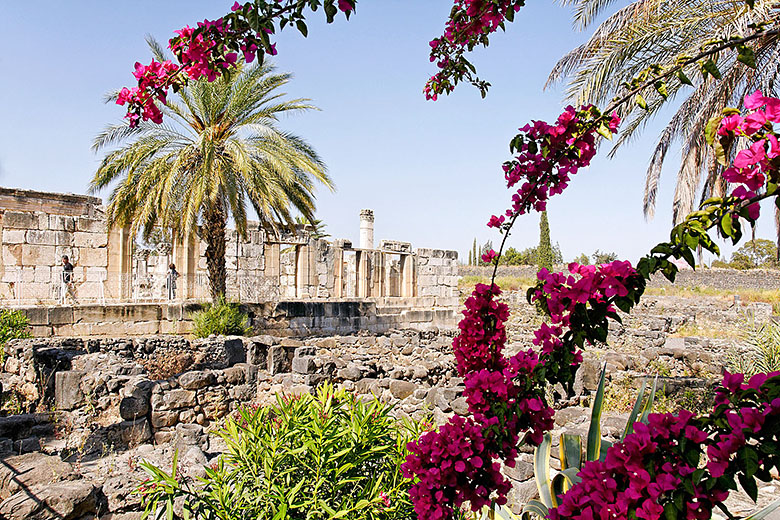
92 40 333 301
547 0 780 235
294 215 331 239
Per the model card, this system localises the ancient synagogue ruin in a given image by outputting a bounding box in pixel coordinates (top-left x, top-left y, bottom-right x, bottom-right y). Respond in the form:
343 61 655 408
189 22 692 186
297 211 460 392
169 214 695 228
0 187 459 336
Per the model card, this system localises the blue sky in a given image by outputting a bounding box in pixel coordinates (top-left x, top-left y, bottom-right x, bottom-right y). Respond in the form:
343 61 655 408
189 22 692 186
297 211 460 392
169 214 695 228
0 1 774 264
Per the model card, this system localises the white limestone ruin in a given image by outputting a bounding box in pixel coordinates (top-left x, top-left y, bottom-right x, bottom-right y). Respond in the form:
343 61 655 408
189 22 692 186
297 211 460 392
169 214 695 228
0 187 459 336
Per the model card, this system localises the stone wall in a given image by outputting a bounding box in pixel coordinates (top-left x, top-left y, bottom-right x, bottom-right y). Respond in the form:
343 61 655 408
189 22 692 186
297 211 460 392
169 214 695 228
0 187 459 311
2 331 464 451
0 188 116 303
14 297 459 338
2 291 779 518
459 264 780 290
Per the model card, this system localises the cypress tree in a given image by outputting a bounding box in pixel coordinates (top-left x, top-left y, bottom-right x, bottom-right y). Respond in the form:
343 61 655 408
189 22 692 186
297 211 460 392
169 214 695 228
468 249 473 266
537 211 553 271
472 238 478 266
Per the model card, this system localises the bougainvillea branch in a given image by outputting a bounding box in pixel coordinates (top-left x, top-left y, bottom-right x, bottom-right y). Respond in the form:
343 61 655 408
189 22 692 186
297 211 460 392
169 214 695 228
118 2 780 519
117 0 355 127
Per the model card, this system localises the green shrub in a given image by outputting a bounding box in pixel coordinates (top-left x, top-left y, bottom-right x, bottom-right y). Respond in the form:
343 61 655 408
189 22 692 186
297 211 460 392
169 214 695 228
0 309 31 364
191 297 251 338
138 384 424 520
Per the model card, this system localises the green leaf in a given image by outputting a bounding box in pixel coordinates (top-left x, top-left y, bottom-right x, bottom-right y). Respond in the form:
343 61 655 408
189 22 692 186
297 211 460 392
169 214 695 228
635 93 648 110
738 44 756 68
739 473 759 502
651 243 673 255
677 69 693 86
704 115 723 146
587 363 607 462
713 138 727 166
623 377 648 440
598 439 613 462
272 502 288 520
551 468 582 501
521 500 549 520
597 122 614 140
639 376 658 425
534 433 555 508
296 20 308 37
680 246 696 269
740 446 759 476
701 59 722 79
744 498 780 519
246 8 261 31
559 433 582 470
655 80 668 99
721 213 734 237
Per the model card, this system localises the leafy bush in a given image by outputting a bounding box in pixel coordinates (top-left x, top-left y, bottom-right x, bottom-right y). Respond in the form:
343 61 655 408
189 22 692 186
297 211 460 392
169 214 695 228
191 296 251 338
0 309 31 364
591 249 618 264
572 253 590 265
138 384 424 520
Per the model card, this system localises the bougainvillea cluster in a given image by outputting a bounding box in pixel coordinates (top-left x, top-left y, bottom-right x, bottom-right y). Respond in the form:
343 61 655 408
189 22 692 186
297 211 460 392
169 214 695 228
716 90 780 220
424 0 526 100
548 410 716 520
118 0 355 127
486 106 620 228
549 370 780 520
402 258 639 518
533 261 637 325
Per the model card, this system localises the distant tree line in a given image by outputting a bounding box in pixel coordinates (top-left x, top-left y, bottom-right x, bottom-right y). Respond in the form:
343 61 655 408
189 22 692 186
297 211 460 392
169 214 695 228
466 210 620 269
711 239 778 270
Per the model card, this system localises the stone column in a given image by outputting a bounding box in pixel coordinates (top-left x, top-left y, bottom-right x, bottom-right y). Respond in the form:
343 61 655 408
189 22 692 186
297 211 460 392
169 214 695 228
173 234 198 300
106 226 132 301
359 209 374 250
335 245 345 298
296 245 308 298
400 254 416 298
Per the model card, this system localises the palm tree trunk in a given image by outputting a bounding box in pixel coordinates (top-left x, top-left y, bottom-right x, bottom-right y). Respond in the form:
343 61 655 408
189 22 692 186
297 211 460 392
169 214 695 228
203 201 227 302
776 205 780 263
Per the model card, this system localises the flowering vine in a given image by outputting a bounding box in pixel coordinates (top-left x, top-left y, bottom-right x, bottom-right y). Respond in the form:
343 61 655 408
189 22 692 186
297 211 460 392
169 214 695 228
120 2 780 519
405 88 780 518
117 0 355 127
549 371 780 520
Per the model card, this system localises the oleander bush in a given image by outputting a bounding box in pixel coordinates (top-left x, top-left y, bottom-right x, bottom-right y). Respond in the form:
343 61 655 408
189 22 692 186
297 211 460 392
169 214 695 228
138 384 426 520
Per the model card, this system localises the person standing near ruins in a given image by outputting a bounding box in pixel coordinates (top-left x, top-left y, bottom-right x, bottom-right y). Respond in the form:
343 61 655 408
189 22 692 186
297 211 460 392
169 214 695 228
166 263 180 301
60 255 76 304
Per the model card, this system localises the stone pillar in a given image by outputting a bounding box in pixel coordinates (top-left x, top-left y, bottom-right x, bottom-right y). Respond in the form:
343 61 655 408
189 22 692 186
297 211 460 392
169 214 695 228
359 209 374 250
373 251 385 297
296 245 308 298
400 254 416 298
106 226 132 301
173 234 198 300
356 251 370 298
333 246 343 298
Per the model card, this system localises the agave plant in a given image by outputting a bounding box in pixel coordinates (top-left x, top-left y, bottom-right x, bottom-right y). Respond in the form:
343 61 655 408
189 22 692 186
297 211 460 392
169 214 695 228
521 365 658 519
